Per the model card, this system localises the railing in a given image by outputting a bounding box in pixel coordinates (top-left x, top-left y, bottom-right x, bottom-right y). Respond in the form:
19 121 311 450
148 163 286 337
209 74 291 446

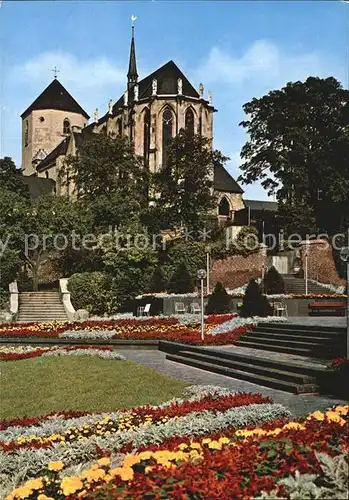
59 278 76 321
9 281 19 321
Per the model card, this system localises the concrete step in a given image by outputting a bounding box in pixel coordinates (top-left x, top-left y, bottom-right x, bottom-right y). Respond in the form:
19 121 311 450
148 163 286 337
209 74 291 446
180 350 317 385
166 353 318 394
246 330 343 344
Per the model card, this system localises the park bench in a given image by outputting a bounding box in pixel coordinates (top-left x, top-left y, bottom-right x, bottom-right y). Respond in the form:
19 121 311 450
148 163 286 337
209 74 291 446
308 301 346 317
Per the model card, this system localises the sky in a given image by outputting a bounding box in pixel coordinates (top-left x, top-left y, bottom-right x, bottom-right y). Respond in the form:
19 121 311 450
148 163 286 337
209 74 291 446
0 0 347 200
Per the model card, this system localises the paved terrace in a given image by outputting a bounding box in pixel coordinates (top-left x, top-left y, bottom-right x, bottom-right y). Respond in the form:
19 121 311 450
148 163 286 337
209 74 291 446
121 349 347 418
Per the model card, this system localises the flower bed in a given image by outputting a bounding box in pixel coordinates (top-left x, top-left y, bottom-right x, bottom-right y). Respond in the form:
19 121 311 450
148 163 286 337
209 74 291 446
0 315 249 345
0 385 291 494
4 403 348 499
0 346 126 362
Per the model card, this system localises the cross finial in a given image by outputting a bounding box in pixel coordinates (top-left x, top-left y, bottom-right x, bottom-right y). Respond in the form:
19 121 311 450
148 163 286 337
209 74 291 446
51 66 60 79
131 15 137 28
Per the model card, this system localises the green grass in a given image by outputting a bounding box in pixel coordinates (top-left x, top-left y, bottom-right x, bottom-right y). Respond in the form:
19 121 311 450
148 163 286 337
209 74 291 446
0 357 189 419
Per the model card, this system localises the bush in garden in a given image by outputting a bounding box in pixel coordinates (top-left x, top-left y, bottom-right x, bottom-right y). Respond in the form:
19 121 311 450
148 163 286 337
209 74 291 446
149 266 167 293
240 278 273 317
168 262 195 294
68 272 118 315
264 265 286 294
206 282 231 314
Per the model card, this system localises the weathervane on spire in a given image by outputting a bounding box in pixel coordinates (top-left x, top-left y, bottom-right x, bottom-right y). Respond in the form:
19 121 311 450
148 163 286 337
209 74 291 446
51 66 60 79
131 15 137 27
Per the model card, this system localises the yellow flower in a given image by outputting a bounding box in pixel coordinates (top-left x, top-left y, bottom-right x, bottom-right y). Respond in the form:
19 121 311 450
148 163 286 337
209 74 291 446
83 468 106 482
24 479 43 490
218 437 230 444
48 460 64 472
282 422 306 431
111 467 134 481
189 442 202 449
60 476 84 496
325 411 346 425
38 495 55 500
123 454 141 467
334 405 348 415
137 451 152 460
7 486 33 500
208 440 222 450
308 411 324 421
97 457 111 466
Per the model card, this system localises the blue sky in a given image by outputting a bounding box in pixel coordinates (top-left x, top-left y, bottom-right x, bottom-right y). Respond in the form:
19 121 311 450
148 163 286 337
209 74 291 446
0 0 347 199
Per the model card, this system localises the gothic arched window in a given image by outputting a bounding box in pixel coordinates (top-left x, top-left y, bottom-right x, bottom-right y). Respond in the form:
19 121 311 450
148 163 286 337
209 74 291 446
218 197 230 216
24 120 29 147
162 107 173 166
63 119 70 134
117 118 122 136
185 108 195 137
143 108 151 166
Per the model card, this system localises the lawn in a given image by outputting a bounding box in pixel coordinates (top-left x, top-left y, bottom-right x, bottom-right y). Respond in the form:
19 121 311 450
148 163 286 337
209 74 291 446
0 357 188 419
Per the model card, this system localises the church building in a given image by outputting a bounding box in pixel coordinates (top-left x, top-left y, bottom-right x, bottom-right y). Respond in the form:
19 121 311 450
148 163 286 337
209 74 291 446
20 26 245 220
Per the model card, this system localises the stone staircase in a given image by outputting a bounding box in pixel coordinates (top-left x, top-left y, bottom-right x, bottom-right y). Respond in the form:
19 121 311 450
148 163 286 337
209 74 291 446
235 322 346 359
159 322 346 394
281 275 334 295
17 292 68 323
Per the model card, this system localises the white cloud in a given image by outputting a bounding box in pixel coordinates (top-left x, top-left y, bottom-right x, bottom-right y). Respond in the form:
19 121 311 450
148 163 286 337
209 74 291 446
10 51 125 89
195 40 339 89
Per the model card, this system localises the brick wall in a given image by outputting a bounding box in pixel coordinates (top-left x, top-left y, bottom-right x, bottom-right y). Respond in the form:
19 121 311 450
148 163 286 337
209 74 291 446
300 240 345 287
211 250 267 290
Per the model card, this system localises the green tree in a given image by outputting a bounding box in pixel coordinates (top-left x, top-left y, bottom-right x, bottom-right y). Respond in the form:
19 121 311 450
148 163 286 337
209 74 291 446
99 220 158 302
0 157 29 199
153 129 227 230
22 196 87 290
240 279 272 317
238 77 349 235
264 266 286 294
168 261 195 294
206 282 231 314
63 133 147 230
149 266 167 293
163 241 206 283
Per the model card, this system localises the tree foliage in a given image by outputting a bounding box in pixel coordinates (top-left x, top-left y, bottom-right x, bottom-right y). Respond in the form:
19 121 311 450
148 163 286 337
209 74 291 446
240 279 273 317
264 265 286 295
0 157 29 199
153 129 226 231
206 282 231 314
238 77 349 235
168 261 195 294
63 134 147 230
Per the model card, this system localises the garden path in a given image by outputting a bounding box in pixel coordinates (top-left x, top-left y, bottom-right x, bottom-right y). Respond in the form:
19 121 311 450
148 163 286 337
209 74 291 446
120 349 347 418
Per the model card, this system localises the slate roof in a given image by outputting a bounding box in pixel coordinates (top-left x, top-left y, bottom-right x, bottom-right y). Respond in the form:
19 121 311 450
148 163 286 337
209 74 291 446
21 176 56 200
21 79 90 120
112 60 201 114
244 199 278 212
36 137 69 172
214 163 244 194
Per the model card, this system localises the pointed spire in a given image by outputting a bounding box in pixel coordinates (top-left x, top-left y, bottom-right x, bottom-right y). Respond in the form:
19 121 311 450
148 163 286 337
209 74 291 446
127 16 138 91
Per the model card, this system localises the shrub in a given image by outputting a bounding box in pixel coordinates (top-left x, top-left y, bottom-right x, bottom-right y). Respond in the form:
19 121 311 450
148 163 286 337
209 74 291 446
68 272 118 315
264 266 286 294
149 266 167 293
206 282 231 314
240 278 273 317
168 262 195 294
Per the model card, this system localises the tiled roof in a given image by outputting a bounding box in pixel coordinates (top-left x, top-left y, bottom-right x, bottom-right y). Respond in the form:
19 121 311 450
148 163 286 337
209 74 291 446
36 137 69 172
244 199 278 212
214 163 244 194
21 79 90 120
112 60 201 114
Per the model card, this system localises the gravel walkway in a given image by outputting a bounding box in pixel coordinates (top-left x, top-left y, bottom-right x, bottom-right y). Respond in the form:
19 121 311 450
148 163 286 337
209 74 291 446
120 349 347 418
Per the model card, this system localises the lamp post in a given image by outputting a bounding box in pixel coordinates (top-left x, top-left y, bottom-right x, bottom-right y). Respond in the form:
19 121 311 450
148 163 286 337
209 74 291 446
305 244 309 296
340 247 349 359
197 269 207 341
205 245 211 295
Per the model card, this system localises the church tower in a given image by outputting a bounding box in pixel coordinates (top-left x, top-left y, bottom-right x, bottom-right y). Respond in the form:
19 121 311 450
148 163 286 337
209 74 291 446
21 78 89 175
